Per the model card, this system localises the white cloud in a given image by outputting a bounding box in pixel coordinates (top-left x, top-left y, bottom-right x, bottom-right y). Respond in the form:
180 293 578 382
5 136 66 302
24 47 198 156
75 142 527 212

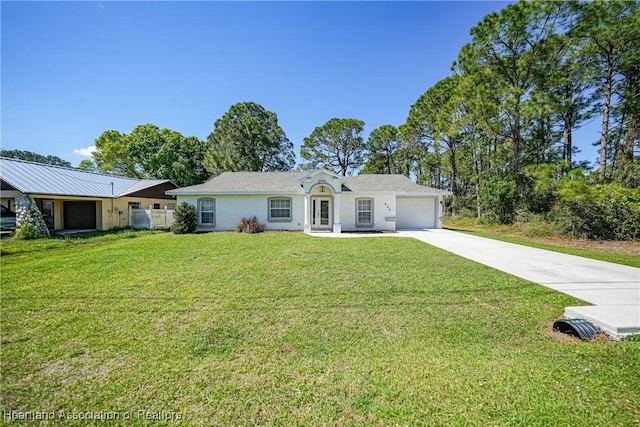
73 145 97 157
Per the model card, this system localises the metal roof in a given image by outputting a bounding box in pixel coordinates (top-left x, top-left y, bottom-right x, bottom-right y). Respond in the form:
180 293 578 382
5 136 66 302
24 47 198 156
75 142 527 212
167 170 451 196
0 157 172 198
118 179 176 196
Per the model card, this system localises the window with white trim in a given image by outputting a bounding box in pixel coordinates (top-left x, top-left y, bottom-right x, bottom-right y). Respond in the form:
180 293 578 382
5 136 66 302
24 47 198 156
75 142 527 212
128 202 141 210
198 198 216 226
268 197 292 221
356 198 373 226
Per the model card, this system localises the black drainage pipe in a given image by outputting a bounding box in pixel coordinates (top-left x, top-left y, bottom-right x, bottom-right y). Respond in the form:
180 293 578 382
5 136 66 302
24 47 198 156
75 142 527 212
553 318 602 340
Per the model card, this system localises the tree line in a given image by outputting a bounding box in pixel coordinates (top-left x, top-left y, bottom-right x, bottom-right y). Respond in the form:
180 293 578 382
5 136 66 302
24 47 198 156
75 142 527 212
3 1 638 239
414 0 640 220
81 103 372 185
402 0 640 238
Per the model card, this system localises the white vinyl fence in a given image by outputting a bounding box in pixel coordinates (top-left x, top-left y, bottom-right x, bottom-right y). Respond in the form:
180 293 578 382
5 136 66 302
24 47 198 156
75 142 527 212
129 207 174 230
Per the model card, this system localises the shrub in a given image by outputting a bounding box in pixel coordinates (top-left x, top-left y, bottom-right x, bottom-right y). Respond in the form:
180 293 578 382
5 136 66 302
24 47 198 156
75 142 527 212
514 210 558 237
236 216 264 234
445 213 480 227
14 223 43 240
479 211 501 226
479 177 515 224
550 184 640 240
171 202 198 234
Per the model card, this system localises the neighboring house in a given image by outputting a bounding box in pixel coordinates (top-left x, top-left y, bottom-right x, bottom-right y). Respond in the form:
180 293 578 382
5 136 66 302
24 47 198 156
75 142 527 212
166 169 451 233
0 157 177 231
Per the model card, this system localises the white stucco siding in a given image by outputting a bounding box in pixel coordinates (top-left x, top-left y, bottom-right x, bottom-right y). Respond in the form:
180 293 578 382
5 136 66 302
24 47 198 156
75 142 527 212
396 196 437 229
340 193 396 232
176 194 305 231
176 192 440 232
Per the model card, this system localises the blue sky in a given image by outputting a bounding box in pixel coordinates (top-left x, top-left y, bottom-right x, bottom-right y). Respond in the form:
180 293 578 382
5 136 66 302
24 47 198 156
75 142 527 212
1 1 599 168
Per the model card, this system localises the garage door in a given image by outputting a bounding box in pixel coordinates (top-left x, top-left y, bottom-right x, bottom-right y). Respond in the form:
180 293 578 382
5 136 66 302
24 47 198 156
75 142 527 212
396 197 435 229
63 201 97 229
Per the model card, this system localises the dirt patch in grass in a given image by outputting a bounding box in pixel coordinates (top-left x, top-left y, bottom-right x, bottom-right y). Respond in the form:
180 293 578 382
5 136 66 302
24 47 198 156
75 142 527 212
545 325 611 344
546 327 593 343
529 234 640 257
545 326 582 344
451 225 640 257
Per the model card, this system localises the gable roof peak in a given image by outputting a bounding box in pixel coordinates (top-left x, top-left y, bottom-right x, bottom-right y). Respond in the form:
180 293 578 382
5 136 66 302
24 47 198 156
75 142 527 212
298 169 344 182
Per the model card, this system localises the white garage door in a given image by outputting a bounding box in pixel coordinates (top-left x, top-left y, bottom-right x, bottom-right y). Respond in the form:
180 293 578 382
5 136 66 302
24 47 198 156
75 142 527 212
396 197 436 229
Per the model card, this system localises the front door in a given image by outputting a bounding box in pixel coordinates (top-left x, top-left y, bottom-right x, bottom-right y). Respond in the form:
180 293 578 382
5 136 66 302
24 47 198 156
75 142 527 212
312 197 332 230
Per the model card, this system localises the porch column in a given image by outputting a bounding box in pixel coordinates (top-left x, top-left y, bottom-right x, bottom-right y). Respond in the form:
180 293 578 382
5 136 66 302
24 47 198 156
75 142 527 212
332 193 341 233
436 196 444 229
303 193 311 233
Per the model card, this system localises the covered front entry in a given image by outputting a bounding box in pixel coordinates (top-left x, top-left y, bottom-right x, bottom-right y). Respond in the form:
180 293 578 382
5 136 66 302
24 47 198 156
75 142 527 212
63 201 97 229
301 170 343 233
311 197 332 230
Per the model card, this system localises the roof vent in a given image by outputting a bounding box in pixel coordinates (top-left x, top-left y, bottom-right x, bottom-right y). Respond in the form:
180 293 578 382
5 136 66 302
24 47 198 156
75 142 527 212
553 318 603 340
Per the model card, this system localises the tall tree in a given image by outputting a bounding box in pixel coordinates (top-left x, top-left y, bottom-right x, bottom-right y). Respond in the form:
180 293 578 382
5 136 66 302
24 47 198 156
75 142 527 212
76 159 98 172
574 0 639 182
93 125 209 186
205 102 294 176
0 149 72 167
542 39 593 167
406 76 464 212
364 125 400 174
127 124 164 174
300 118 366 176
361 153 390 174
126 124 210 187
612 31 640 187
396 123 424 179
158 134 210 188
93 130 141 178
455 1 568 213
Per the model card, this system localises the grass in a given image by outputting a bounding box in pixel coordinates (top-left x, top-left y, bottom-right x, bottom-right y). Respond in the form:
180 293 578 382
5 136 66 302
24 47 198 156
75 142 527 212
444 219 640 268
0 229 164 257
1 231 639 425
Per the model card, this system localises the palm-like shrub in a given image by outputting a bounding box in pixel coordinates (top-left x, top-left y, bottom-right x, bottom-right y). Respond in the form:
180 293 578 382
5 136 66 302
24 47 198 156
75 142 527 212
236 216 264 234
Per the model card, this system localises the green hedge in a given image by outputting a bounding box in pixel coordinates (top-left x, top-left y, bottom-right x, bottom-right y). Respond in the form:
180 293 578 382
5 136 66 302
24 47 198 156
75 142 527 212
551 184 640 240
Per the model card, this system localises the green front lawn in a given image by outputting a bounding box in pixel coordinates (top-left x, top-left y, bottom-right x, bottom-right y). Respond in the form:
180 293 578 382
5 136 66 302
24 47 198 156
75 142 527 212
1 232 638 425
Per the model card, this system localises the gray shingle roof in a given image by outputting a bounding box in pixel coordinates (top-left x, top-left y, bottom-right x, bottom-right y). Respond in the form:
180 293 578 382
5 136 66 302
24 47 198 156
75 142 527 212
343 174 450 194
167 171 308 194
0 157 172 198
167 171 451 195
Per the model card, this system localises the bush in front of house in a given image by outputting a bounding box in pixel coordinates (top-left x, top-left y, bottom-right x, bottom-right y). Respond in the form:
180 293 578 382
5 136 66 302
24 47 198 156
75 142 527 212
14 223 43 240
236 216 264 234
171 202 198 234
13 205 49 239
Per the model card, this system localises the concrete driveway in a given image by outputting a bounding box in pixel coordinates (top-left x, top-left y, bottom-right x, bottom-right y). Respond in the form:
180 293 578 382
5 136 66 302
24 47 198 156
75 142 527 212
399 229 640 339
